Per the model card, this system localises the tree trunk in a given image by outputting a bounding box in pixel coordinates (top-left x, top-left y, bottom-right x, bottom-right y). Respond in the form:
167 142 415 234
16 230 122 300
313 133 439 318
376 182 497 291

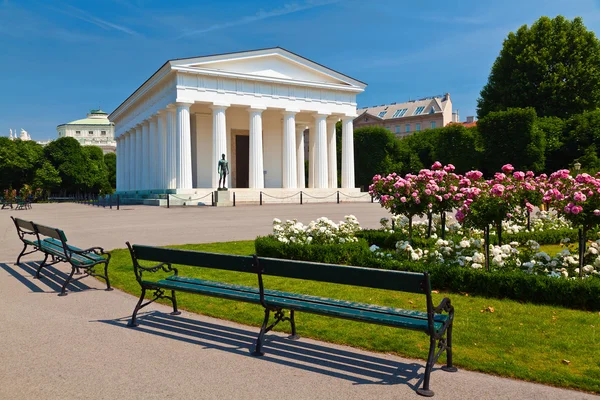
484 225 490 272
496 220 502 246
408 215 413 245
579 227 587 278
427 212 432 238
441 212 446 240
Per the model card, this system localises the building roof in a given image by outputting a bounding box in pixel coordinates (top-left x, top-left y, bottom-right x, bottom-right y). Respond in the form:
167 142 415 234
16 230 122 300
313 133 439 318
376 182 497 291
110 47 367 121
356 94 451 121
57 109 114 128
58 118 113 127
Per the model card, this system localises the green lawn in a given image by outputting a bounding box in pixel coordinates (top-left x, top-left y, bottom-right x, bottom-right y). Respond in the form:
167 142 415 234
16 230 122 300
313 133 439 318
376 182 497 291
107 241 600 394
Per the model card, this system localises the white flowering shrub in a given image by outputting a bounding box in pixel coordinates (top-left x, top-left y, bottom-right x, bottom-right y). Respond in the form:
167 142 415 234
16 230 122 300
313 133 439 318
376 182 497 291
384 235 600 279
272 215 361 245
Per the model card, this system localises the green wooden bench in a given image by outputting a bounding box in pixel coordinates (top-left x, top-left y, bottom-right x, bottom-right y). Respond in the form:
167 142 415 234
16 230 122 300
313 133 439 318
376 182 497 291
11 217 113 296
127 243 456 397
12 217 43 264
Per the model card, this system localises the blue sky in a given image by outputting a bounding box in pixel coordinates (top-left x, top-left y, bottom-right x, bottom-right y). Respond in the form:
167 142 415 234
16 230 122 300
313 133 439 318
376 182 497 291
2 0 600 141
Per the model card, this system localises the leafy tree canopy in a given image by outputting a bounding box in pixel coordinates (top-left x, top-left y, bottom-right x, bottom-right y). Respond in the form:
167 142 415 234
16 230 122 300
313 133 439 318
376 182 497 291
478 16 600 119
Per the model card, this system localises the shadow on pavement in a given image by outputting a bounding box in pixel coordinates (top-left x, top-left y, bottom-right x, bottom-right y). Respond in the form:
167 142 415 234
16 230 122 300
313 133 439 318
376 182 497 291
1 261 94 294
99 311 431 393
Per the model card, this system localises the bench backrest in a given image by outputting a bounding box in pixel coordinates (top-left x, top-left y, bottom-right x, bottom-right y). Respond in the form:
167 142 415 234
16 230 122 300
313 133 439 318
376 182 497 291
131 245 255 273
130 244 429 295
12 217 35 234
34 223 68 243
257 257 429 294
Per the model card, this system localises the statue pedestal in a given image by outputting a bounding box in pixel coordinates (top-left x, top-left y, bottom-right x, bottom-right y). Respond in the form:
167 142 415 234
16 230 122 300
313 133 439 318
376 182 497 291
213 190 232 207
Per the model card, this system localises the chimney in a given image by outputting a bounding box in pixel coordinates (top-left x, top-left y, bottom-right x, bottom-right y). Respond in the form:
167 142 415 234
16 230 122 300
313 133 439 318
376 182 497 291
444 92 451 101
466 116 474 123
453 109 459 123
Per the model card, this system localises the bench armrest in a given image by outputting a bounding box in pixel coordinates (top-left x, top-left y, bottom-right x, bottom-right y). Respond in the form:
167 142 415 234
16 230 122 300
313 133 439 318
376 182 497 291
127 242 178 283
72 246 109 256
433 297 453 315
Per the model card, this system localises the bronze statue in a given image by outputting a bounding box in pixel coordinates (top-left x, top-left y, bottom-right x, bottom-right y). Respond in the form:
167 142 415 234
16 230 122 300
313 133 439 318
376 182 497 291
218 154 229 189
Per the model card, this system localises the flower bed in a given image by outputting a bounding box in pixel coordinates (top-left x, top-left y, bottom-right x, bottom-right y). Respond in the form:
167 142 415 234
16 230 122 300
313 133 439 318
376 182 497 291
258 214 600 310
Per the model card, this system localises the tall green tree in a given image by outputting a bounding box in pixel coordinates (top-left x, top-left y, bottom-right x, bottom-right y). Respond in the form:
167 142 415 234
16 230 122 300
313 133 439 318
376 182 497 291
477 16 600 119
33 161 62 193
44 137 90 194
353 126 402 189
561 110 600 173
104 152 116 189
431 124 482 173
478 107 546 174
82 146 112 194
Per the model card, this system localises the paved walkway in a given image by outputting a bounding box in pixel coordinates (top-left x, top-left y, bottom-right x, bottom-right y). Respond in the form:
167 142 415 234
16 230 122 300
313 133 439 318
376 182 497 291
0 203 596 399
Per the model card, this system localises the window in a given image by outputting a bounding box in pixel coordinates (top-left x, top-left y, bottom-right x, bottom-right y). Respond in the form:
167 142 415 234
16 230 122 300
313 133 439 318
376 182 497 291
392 108 408 118
75 130 80 135
429 106 436 114
416 123 421 131
364 117 368 122
378 111 387 118
405 124 410 133
413 106 425 115
395 125 400 133
101 131 106 135
431 121 436 129
88 130 94 135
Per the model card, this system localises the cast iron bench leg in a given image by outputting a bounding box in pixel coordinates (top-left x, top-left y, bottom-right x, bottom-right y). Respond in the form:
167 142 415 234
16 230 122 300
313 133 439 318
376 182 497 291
15 243 28 265
441 322 458 373
170 290 181 315
417 337 436 397
58 267 76 296
252 309 271 356
128 288 146 327
288 309 300 340
34 254 49 279
103 262 114 291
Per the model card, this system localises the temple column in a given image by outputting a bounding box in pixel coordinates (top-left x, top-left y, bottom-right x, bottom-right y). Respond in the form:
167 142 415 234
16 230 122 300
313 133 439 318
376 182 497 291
282 110 298 188
296 125 306 189
308 127 315 188
129 130 136 191
141 121 150 190
123 133 130 190
147 115 157 190
135 124 143 190
248 106 266 189
115 137 121 191
157 110 167 189
210 103 229 188
342 116 355 188
327 118 338 189
314 113 329 188
165 105 176 189
175 102 193 189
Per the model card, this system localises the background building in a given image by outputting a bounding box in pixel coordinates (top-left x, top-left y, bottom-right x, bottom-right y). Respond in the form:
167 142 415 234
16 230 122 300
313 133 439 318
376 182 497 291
354 93 455 137
57 109 116 153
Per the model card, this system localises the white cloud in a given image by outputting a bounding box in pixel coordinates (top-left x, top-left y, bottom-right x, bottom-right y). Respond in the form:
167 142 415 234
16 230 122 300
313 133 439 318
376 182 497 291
178 0 343 38
51 3 140 36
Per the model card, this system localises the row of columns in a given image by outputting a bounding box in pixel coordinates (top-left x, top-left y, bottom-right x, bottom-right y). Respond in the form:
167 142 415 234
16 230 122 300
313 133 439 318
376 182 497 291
116 104 355 191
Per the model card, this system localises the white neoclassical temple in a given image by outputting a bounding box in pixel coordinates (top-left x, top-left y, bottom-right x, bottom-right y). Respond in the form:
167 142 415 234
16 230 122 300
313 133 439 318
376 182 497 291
110 48 366 203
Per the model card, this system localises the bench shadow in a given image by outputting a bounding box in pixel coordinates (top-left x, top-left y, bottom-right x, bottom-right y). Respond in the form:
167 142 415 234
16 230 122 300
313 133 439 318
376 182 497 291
6 261 95 294
98 311 435 393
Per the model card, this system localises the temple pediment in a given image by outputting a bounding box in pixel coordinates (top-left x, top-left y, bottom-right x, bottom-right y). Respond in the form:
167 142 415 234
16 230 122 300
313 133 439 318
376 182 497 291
171 48 365 89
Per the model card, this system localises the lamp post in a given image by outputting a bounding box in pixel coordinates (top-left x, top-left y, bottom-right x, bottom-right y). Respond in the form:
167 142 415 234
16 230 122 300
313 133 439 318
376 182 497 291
573 161 583 278
574 162 581 172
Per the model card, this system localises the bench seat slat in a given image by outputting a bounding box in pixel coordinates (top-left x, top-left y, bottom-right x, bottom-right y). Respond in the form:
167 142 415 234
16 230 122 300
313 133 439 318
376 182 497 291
150 276 443 333
167 276 447 323
144 279 262 304
40 238 105 266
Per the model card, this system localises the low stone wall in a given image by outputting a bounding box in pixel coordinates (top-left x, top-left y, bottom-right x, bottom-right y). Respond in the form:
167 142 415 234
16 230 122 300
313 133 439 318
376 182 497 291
116 188 372 207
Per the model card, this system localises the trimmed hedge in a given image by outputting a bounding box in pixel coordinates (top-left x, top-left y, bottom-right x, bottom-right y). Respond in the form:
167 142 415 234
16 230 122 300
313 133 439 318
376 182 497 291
255 236 600 311
357 228 583 248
